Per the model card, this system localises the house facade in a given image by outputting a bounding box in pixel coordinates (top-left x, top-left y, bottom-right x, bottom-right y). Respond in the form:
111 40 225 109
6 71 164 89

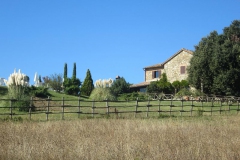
131 48 193 92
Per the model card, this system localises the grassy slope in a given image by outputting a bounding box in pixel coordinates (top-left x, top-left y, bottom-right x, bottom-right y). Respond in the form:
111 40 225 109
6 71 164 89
0 89 239 120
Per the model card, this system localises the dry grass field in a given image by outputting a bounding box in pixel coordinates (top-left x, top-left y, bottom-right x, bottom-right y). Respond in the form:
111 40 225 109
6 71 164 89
1 115 240 160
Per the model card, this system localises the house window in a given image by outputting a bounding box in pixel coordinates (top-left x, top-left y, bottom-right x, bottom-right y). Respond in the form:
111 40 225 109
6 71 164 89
180 66 186 74
152 70 161 78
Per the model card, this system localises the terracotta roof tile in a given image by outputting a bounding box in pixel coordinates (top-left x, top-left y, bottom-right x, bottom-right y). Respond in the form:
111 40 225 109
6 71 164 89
130 81 151 88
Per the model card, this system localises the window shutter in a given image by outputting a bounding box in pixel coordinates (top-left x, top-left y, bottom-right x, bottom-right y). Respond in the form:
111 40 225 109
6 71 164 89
152 71 155 79
180 66 186 74
159 70 161 78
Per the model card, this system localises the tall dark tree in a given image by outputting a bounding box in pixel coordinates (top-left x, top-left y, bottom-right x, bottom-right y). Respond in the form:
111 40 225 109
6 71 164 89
63 63 81 96
64 63 67 79
39 75 42 83
81 69 94 96
188 20 240 95
158 73 173 94
110 77 130 96
72 62 76 80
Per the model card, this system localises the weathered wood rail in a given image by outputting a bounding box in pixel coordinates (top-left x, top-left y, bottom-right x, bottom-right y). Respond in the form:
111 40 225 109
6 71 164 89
0 95 239 120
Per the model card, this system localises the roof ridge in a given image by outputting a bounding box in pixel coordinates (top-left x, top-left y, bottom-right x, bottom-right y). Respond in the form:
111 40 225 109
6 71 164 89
144 48 193 69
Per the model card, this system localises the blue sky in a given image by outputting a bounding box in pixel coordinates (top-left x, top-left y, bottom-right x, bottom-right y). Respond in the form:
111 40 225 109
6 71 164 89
0 0 239 85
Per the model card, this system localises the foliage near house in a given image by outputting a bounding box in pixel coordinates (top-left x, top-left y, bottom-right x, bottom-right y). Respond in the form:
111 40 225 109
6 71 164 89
172 80 181 93
188 20 240 96
110 77 131 96
147 73 174 94
117 92 148 101
81 69 94 96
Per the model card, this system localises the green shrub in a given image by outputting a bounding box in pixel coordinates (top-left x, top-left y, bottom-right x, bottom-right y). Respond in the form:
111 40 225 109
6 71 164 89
147 73 174 94
26 86 51 98
0 86 8 95
176 88 204 97
110 77 130 96
176 88 192 96
196 107 204 116
89 88 117 101
65 85 80 96
13 98 35 112
118 92 148 101
80 69 94 96
2 116 23 122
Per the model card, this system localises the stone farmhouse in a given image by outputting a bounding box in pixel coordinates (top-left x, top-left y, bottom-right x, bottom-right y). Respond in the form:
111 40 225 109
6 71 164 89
130 48 193 92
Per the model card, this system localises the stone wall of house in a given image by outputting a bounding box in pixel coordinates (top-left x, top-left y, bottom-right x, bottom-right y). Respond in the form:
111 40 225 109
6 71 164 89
145 50 192 83
164 50 192 83
145 68 162 82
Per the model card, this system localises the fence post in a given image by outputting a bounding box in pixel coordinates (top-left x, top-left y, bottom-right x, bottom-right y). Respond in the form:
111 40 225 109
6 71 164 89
29 97 33 120
92 100 95 118
181 96 183 116
237 99 239 114
190 95 193 116
10 98 13 120
146 97 150 117
220 99 222 115
62 97 64 120
78 97 81 118
170 95 173 116
106 99 109 115
211 99 213 116
228 98 231 113
158 98 161 116
46 96 50 121
135 98 138 118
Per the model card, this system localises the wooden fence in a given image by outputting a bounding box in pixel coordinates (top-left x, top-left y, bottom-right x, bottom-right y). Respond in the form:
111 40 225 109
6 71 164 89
0 95 240 120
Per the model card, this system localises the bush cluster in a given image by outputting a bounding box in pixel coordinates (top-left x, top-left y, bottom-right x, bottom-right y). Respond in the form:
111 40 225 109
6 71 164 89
117 92 148 101
89 88 117 101
147 73 190 95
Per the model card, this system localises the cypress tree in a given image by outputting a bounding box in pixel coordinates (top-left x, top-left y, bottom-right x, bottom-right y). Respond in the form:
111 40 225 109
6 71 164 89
72 62 76 80
64 63 67 79
63 62 81 95
81 69 94 96
39 75 42 83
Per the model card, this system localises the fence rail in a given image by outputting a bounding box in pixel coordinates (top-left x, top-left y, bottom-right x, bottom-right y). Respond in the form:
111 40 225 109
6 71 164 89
0 95 240 120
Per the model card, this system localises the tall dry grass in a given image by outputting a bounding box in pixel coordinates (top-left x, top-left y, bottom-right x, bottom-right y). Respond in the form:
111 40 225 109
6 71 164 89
0 116 240 160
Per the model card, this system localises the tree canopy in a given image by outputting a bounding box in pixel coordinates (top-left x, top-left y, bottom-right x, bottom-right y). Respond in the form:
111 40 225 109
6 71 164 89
48 73 63 92
63 63 81 96
110 77 130 96
81 69 94 96
188 20 240 96
147 73 173 94
64 63 67 79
